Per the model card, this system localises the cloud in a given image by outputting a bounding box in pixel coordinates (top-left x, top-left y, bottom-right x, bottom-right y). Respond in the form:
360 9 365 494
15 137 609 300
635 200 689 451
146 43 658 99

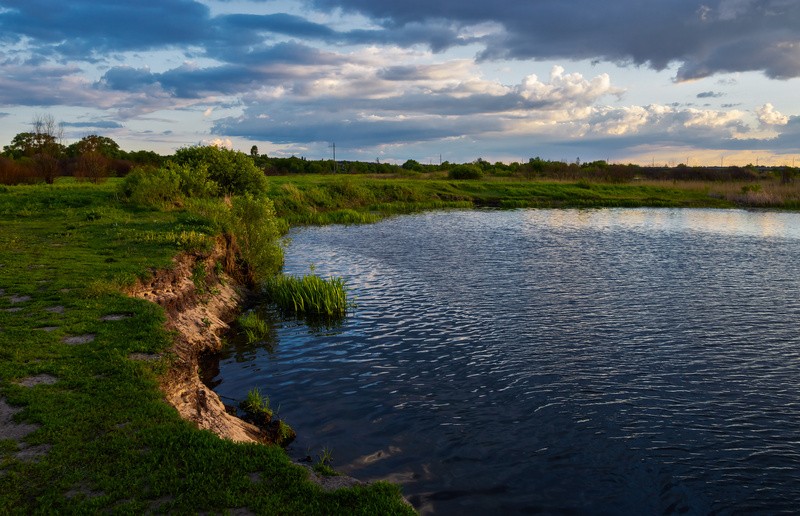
0 0 211 57
203 137 234 149
756 103 789 126
697 91 725 99
61 120 123 129
308 0 800 80
211 64 623 147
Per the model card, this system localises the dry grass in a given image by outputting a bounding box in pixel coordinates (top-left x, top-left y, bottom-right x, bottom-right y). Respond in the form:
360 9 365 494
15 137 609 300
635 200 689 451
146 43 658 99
636 179 800 208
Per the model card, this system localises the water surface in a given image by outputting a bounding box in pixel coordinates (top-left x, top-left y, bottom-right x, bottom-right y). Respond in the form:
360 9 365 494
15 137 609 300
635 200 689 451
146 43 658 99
208 208 800 514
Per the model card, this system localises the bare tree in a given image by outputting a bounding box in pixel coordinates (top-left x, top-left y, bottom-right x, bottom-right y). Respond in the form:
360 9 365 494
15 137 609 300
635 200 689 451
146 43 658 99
31 114 65 184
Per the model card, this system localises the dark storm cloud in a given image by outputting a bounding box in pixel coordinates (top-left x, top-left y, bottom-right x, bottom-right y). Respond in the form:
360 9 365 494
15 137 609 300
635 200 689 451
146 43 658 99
216 13 337 40
97 42 352 100
0 0 211 57
308 0 800 80
2 0 798 82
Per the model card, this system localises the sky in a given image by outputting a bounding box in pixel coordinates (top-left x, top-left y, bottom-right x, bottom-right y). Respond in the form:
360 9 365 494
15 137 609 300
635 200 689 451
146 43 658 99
1 0 799 166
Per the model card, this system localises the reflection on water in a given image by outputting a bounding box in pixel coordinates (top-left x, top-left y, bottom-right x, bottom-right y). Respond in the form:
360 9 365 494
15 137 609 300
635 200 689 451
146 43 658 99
209 208 800 514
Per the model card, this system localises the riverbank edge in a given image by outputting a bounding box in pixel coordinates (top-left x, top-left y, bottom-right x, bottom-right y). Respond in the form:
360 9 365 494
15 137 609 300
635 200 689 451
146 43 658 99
126 235 266 443
125 234 383 495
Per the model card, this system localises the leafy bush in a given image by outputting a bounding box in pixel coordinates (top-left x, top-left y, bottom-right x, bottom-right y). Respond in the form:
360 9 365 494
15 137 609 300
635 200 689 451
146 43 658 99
121 166 182 208
173 145 267 196
448 164 484 180
230 195 285 283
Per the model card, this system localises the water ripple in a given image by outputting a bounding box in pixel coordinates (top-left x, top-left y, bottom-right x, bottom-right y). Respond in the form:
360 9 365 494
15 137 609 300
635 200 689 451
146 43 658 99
211 208 800 514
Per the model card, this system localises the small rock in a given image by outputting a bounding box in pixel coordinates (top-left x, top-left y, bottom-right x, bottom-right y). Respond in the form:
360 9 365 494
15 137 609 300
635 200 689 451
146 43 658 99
62 334 95 345
16 443 51 462
100 313 132 321
128 353 161 362
3 307 22 313
36 326 59 332
17 374 58 387
10 295 31 303
45 306 65 314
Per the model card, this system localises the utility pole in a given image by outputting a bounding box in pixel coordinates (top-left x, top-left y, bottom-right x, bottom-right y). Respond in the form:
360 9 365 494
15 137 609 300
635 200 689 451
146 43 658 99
329 142 337 173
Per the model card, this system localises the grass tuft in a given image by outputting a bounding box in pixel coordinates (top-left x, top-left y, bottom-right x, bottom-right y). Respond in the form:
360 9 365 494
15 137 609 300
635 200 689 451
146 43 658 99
263 274 350 318
238 311 271 343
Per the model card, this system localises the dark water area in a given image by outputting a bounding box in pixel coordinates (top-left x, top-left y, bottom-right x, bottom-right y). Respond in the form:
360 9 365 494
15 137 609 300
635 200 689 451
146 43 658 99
207 208 800 514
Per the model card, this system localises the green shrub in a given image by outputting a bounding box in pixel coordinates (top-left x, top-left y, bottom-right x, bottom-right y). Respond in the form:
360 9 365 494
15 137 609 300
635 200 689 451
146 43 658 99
121 166 182 208
173 146 267 196
448 164 484 180
230 195 285 283
173 162 220 198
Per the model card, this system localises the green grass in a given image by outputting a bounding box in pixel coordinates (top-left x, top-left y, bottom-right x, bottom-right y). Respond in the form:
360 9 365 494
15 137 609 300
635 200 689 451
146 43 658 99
0 178 412 515
238 311 272 344
240 387 273 419
264 174 736 224
264 274 350 318
1 172 789 514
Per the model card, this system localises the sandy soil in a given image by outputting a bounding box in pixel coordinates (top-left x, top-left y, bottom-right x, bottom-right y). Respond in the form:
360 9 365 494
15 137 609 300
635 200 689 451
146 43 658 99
127 237 266 444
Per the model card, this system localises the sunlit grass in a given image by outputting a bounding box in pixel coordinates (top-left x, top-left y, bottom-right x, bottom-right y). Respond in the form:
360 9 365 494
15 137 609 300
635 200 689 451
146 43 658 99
238 311 271 343
263 274 350 317
0 178 412 514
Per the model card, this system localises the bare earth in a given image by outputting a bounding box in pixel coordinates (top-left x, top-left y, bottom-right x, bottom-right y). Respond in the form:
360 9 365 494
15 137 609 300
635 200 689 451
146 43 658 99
127 237 265 444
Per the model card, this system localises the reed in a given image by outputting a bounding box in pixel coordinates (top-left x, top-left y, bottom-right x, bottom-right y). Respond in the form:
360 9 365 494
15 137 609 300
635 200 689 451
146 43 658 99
238 311 271 343
263 273 350 317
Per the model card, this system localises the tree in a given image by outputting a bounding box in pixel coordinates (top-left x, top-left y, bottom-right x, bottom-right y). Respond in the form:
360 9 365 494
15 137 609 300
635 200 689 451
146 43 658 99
74 151 110 183
66 135 121 159
250 145 259 159
172 145 267 196
30 115 65 184
3 132 37 159
402 159 422 171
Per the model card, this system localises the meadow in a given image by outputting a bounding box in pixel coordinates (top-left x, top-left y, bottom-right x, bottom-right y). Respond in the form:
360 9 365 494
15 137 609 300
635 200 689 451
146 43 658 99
2 161 799 514
0 179 411 514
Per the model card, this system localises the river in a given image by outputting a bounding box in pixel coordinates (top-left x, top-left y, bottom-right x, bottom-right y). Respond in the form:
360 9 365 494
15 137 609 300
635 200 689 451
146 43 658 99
206 208 800 514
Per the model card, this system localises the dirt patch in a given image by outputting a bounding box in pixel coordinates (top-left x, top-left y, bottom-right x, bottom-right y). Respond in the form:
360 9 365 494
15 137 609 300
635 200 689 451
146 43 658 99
62 334 95 345
100 313 133 321
45 306 65 314
128 353 161 362
0 398 39 441
65 483 104 499
16 443 51 462
17 374 58 387
3 307 22 313
127 236 266 444
295 464 365 491
10 295 32 303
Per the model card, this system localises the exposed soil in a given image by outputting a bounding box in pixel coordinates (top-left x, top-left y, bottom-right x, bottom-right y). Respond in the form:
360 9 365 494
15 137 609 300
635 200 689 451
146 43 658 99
126 236 267 444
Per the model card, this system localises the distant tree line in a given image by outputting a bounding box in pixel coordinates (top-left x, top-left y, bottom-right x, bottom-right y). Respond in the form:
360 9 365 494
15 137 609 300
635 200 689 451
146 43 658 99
1 117 795 185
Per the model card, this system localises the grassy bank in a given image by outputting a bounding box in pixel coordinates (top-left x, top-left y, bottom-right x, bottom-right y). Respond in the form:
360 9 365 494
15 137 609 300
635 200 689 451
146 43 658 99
0 179 411 514
2 171 797 513
264 174 741 224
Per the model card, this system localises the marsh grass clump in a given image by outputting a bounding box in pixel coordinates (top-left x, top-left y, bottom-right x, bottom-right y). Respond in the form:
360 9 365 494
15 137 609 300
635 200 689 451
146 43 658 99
238 311 271 343
238 387 296 446
240 387 273 420
313 446 338 477
264 273 350 317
